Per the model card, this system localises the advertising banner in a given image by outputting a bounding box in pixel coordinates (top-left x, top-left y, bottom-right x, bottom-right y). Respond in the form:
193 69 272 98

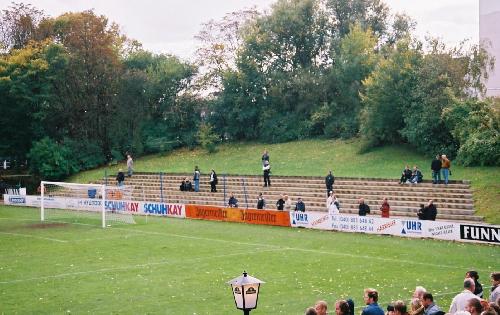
186 205 291 227
289 211 332 230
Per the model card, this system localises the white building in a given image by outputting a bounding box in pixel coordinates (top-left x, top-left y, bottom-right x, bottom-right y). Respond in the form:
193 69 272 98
480 0 500 97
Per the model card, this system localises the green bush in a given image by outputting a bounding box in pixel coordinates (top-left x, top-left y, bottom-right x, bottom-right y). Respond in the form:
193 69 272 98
197 123 219 153
456 129 500 166
28 137 78 180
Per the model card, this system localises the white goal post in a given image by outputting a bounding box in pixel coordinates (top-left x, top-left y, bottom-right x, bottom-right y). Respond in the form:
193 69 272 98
41 181 135 227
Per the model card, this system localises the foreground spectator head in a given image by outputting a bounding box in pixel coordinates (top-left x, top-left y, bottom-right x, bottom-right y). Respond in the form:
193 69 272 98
359 198 365 205
465 278 476 293
491 272 500 285
364 288 379 304
467 271 480 281
413 286 427 299
488 302 500 314
336 300 350 315
421 293 434 307
410 298 424 315
394 301 408 315
387 304 395 315
315 300 328 315
465 298 483 315
305 307 318 315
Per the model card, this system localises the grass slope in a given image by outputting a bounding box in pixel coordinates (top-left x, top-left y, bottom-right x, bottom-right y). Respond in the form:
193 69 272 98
70 139 500 224
0 205 498 314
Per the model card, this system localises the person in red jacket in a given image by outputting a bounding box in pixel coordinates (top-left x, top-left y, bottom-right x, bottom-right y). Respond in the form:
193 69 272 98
380 197 390 218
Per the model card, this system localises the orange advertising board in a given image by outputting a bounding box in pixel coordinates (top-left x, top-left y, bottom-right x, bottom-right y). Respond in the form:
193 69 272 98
185 205 291 227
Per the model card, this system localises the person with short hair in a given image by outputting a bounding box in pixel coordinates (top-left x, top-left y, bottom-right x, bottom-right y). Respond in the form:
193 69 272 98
359 198 371 216
116 169 125 186
276 194 285 210
262 149 269 166
284 194 292 211
410 166 423 184
362 288 384 315
425 200 437 221
431 155 442 184
441 154 451 185
126 154 134 177
209 169 218 192
413 286 427 300
263 160 271 187
228 193 238 208
325 170 335 197
257 192 266 209
465 298 483 315
449 278 477 314
315 300 328 315
400 165 412 184
295 197 306 212
380 197 390 218
422 293 441 315
305 307 318 315
490 272 500 303
466 271 483 298
193 166 200 192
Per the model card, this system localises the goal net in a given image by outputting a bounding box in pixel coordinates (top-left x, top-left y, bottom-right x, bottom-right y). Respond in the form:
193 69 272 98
40 181 136 227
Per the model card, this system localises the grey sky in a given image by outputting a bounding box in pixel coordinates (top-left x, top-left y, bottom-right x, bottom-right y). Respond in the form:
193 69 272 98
0 0 479 60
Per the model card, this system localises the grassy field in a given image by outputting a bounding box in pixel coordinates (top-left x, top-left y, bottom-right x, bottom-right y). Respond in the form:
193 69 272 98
69 139 500 224
0 205 498 314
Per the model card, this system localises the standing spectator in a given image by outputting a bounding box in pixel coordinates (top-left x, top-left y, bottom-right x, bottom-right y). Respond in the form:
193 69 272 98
284 194 292 211
441 154 451 185
431 155 442 184
209 169 218 192
126 154 134 177
380 197 390 218
362 288 384 315
295 197 306 212
358 198 371 216
466 271 483 298
315 300 328 315
193 166 200 192
276 194 285 210
449 278 477 314
400 165 413 184
465 299 483 315
325 170 335 197
422 293 441 315
263 160 271 187
490 272 500 303
410 166 423 184
228 193 238 208
257 193 266 209
262 149 269 166
116 169 125 187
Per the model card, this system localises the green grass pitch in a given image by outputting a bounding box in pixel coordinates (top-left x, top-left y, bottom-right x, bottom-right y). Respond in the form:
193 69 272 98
0 205 498 314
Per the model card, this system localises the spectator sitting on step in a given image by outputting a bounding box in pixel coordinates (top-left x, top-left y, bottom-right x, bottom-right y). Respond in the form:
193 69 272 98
284 194 292 211
295 197 306 212
180 177 193 191
380 197 390 218
228 193 238 208
400 165 413 184
358 198 371 216
276 194 285 210
410 166 423 184
257 192 266 209
425 200 437 221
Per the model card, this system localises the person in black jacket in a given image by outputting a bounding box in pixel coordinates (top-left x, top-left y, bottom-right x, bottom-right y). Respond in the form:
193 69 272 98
419 200 437 220
410 166 423 184
116 169 125 186
431 155 442 184
209 169 218 192
228 193 238 208
257 193 266 209
358 198 370 216
295 197 306 212
400 165 412 184
276 194 285 210
325 170 335 197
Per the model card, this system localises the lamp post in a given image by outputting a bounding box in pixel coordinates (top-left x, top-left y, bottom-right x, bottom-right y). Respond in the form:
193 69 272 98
228 271 265 315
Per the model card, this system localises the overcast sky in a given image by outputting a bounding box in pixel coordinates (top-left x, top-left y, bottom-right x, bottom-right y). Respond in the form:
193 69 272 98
0 0 479 61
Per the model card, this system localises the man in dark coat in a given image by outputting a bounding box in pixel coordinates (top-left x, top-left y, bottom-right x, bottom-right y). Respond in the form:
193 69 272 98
257 193 266 209
431 155 442 184
325 170 335 197
358 198 371 216
276 194 285 210
116 169 125 186
295 197 306 212
426 200 437 220
400 165 412 184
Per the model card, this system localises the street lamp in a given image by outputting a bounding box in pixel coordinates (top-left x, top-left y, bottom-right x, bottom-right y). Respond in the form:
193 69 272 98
228 271 265 315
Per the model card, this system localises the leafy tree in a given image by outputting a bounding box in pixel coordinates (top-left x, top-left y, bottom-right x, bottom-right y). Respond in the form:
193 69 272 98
0 2 45 51
28 137 78 180
196 122 219 153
